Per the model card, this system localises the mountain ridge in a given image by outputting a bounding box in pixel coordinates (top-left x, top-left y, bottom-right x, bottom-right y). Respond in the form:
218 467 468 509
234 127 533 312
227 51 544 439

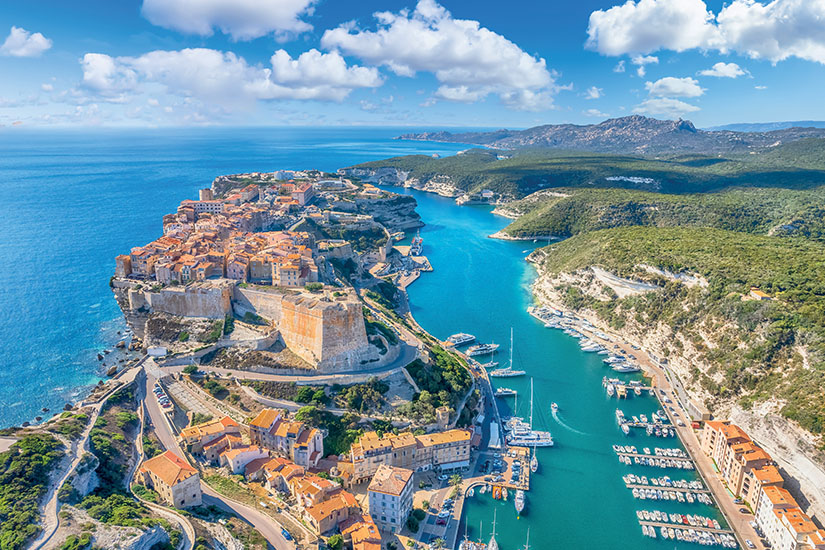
397 115 825 156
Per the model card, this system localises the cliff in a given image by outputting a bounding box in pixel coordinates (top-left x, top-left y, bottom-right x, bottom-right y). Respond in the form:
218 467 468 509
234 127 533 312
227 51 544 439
355 195 422 231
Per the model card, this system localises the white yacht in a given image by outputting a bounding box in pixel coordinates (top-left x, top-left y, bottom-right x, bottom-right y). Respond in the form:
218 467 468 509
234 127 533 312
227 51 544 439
506 379 553 447
468 343 499 356
494 387 517 397
447 333 475 346
514 489 525 515
488 510 499 550
613 363 642 373
489 328 526 377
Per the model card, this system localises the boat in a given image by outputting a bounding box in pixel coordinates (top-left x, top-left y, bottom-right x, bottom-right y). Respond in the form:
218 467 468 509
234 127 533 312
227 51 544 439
494 387 517 397
502 487 508 501
480 361 499 369
550 402 559 413
468 343 499 356
613 363 642 373
506 378 554 447
410 230 423 255
514 489 525 515
621 423 631 435
488 510 499 550
606 383 615 397
530 447 538 473
489 328 526 377
447 333 475 346
468 488 475 497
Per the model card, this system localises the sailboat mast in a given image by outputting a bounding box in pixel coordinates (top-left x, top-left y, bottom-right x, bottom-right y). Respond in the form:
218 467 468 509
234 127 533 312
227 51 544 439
529 378 534 429
509 327 514 369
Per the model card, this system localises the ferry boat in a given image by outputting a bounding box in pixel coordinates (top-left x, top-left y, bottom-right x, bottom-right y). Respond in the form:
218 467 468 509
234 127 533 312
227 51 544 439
468 343 499 356
447 333 475 346
489 328 525 377
410 230 423 255
494 388 517 397
506 379 554 447
514 489 525 515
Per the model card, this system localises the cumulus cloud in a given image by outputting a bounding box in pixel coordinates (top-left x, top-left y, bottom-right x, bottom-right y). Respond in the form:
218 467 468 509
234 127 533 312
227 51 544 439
585 86 603 99
631 54 658 77
141 0 315 41
699 61 748 77
645 76 705 97
321 0 558 110
587 0 825 66
584 108 610 117
0 26 52 57
80 48 381 105
613 60 626 73
634 97 701 118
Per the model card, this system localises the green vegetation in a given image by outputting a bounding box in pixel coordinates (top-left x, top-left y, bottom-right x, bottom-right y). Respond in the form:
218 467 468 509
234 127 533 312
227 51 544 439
178 331 190 342
327 534 344 550
223 314 235 335
332 378 389 412
190 413 213 425
199 320 224 344
542 226 825 434
202 379 227 398
132 482 159 503
58 533 92 550
182 364 199 375
331 226 387 252
242 380 325 403
0 434 64 550
294 406 362 456
406 515 420 532
114 411 138 429
501 186 825 240
48 412 90 439
352 141 825 198
401 346 472 422
305 282 324 292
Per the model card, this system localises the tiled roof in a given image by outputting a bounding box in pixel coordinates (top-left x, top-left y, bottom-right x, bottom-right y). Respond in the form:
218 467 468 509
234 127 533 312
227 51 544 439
139 450 197 487
368 465 413 496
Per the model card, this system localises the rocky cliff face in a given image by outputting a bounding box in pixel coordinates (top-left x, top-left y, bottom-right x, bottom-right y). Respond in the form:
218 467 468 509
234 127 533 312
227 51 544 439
398 115 825 155
356 195 422 231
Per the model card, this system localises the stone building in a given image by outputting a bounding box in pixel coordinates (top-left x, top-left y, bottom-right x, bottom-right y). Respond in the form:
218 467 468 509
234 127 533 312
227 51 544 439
137 450 202 508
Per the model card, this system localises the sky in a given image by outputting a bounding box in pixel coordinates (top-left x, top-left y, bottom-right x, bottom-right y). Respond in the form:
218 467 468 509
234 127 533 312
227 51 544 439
1 0 824 128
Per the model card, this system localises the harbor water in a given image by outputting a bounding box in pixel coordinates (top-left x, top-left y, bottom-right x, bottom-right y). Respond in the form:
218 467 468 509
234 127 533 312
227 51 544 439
390 186 729 550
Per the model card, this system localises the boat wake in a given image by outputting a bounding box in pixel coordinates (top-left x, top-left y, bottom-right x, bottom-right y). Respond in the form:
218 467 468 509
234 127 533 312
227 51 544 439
552 409 589 435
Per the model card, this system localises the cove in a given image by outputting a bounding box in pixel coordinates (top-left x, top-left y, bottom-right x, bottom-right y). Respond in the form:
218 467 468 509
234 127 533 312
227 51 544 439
389 186 726 550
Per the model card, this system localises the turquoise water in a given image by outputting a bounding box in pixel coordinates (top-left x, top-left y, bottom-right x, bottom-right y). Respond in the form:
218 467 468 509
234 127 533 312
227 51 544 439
0 128 469 428
389 187 727 549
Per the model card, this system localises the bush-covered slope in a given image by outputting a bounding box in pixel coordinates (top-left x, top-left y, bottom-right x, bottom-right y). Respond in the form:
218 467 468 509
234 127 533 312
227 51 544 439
502 187 825 239
539 226 825 434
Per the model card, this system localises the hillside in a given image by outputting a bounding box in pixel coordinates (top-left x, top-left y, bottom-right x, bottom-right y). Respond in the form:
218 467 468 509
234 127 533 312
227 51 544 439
534 226 825 436
500 186 825 240
345 140 825 198
397 115 825 156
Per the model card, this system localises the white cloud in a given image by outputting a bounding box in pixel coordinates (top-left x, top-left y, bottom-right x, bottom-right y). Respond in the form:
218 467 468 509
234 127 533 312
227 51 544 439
631 54 658 77
81 48 381 105
645 76 705 97
634 97 701 117
613 60 626 73
587 0 825 66
41 83 54 92
755 85 767 89
585 86 603 99
0 26 52 57
699 61 747 77
583 108 610 117
321 0 558 111
147 98 160 107
586 0 720 55
141 0 315 41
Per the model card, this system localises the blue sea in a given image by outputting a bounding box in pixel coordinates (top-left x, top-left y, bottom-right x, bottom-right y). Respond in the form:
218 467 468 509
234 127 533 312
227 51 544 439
0 127 469 428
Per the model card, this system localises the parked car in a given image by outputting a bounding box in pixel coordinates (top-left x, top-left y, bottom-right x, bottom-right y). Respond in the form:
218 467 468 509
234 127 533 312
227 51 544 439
281 528 292 541
745 540 755 549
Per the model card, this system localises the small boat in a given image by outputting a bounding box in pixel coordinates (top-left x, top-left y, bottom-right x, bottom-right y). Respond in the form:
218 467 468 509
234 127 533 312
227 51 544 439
489 367 527 378
514 489 525 515
495 387 517 397
530 451 538 473
621 423 630 435
502 487 508 501
606 384 615 397
550 402 559 413
468 488 475 497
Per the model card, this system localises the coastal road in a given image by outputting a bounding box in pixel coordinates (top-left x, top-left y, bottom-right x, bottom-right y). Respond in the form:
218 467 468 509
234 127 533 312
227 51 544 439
142 363 294 550
157 340 418 385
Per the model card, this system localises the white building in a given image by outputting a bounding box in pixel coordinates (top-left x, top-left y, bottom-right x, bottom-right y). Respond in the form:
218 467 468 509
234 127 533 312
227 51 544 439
367 465 414 534
756 486 825 550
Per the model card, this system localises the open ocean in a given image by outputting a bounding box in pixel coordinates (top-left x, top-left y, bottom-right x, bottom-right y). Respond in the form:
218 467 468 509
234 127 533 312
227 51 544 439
0 127 469 428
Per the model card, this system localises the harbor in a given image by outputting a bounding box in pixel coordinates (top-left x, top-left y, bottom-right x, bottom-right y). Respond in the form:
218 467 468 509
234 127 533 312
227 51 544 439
386 185 736 549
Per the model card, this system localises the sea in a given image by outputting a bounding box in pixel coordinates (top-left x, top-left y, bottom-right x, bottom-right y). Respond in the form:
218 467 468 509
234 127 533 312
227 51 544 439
0 127 468 429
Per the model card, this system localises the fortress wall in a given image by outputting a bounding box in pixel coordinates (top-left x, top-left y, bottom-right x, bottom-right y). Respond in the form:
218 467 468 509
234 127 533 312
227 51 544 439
232 287 285 321
143 283 232 319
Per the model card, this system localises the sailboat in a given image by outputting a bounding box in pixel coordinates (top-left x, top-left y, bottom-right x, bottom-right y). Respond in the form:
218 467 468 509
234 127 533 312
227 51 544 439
489 328 526 377
488 510 499 550
530 446 538 473
506 378 553 447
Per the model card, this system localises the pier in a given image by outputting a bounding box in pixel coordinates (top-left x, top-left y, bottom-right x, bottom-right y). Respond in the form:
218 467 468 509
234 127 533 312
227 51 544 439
626 483 711 495
616 451 691 462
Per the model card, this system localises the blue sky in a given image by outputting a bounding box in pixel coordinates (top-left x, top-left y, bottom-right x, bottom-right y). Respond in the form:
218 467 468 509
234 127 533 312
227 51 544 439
1 0 824 128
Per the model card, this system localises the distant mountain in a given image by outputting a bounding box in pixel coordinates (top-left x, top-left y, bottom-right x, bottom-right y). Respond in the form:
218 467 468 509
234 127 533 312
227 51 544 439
706 121 825 132
397 115 825 156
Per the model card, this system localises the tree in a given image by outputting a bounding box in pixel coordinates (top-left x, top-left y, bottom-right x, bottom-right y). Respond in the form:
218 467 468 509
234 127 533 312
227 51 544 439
306 282 323 292
311 389 327 404
327 534 343 550
296 386 315 403
182 365 198 375
449 474 462 487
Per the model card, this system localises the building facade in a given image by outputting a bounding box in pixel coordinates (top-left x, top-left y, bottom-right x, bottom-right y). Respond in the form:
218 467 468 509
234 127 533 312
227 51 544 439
137 450 202 508
367 465 413 534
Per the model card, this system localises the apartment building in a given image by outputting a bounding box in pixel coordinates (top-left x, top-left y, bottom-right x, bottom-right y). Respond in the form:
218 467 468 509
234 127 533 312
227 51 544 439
756 487 825 550
367 465 413 533
350 429 471 483
249 408 324 468
179 416 241 454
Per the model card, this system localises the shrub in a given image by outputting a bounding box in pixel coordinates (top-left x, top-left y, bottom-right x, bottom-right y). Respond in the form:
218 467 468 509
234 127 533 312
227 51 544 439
327 534 343 550
406 515 420 532
182 364 198 375
178 331 190 342
305 282 323 292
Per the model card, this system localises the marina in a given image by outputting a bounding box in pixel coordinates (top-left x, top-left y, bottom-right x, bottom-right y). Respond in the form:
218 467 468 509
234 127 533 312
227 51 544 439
387 185 734 550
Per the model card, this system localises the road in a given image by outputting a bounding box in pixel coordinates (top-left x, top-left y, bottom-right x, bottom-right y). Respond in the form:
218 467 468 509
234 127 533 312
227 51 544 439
142 363 294 550
30 367 141 550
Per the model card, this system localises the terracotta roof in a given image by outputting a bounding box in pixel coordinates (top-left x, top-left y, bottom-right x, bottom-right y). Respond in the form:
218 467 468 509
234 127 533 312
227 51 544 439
203 433 241 451
762 486 798 508
416 429 471 447
304 491 358 522
244 457 271 477
751 465 783 484
180 416 239 439
139 450 197 487
221 444 264 461
250 409 281 429
368 465 413 496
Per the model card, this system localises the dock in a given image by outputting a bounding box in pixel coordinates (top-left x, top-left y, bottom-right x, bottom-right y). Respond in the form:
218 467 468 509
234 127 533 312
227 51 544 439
626 483 710 495
617 451 691 462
